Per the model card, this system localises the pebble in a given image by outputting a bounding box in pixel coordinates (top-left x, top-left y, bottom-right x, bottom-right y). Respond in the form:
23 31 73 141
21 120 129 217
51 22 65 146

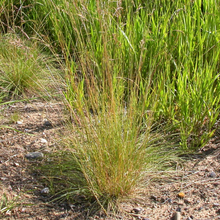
213 203 220 208
13 162 19 167
160 197 166 203
176 207 181 212
41 187 50 195
16 120 23 125
178 192 185 198
198 206 203 211
40 138 48 144
133 207 142 214
184 198 192 204
5 211 11 216
43 120 52 126
150 195 157 201
21 208 26 213
25 152 44 160
168 198 172 203
209 171 216 178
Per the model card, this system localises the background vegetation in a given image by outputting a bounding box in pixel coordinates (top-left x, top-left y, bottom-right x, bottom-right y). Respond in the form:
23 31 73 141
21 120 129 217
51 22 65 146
1 0 220 212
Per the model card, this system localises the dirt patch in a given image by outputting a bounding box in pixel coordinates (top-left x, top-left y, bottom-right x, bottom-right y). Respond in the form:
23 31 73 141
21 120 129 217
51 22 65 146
0 100 220 220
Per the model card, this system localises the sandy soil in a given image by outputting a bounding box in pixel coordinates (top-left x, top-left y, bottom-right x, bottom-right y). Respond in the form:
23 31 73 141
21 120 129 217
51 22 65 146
0 100 220 220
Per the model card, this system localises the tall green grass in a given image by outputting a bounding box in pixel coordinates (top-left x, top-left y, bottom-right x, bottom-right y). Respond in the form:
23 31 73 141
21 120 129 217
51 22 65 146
31 0 220 149
1 0 220 210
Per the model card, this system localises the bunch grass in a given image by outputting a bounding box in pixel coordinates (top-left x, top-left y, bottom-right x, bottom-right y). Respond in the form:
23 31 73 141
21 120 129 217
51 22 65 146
0 34 58 100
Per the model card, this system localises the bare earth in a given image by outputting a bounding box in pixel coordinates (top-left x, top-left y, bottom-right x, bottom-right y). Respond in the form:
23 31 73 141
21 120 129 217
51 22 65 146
0 100 220 220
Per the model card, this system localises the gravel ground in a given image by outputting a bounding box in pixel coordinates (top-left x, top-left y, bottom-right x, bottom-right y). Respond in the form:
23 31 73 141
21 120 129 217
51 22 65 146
0 100 220 220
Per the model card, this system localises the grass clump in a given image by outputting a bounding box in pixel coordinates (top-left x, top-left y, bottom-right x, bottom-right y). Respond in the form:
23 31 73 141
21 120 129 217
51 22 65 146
36 96 178 211
71 116 176 204
69 105 150 200
0 34 56 100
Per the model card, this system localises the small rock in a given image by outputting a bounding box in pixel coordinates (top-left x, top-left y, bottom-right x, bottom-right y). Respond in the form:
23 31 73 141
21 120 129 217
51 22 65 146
198 206 203 211
160 197 166 203
21 208 26 213
13 162 19 167
152 204 158 209
150 195 157 201
16 120 23 125
176 207 181 212
168 198 172 203
184 198 192 204
178 192 185 198
213 203 220 208
5 210 11 216
41 187 50 195
8 185 12 191
133 207 142 214
43 120 52 126
209 171 216 178
40 138 48 144
25 152 44 160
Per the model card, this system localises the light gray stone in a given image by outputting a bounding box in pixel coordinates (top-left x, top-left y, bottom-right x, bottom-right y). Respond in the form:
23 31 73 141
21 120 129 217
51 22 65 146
41 187 50 195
